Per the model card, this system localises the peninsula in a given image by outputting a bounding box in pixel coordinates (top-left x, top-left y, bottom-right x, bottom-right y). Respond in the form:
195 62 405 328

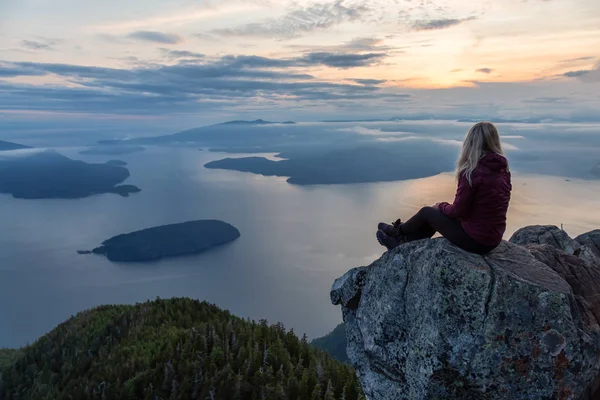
0 150 140 199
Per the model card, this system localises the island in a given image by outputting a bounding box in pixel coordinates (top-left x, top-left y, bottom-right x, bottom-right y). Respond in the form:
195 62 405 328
0 150 141 199
204 145 454 185
88 220 241 262
79 145 145 155
593 162 600 178
0 140 31 151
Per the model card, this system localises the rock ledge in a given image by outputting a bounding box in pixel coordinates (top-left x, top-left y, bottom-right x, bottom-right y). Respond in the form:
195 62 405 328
331 225 600 400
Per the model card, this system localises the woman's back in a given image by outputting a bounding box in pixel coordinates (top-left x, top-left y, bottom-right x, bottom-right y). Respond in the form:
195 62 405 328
462 152 512 246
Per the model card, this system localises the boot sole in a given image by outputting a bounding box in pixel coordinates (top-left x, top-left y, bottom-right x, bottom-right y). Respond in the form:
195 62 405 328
376 230 392 250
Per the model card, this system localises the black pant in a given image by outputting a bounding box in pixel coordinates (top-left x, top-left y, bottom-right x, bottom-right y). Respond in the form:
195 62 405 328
400 207 496 255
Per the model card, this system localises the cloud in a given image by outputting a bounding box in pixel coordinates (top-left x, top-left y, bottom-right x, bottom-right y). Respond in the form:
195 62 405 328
338 126 411 136
476 68 493 74
159 48 204 60
127 31 183 44
523 97 568 104
502 142 519 151
562 64 600 82
297 52 386 68
288 36 402 56
412 17 475 31
338 126 382 135
352 79 387 85
21 40 52 50
560 56 595 63
0 64 47 77
342 37 387 51
212 0 371 39
563 70 590 77
21 38 60 51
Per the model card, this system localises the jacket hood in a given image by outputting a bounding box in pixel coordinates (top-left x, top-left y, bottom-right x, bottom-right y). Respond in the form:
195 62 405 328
479 152 508 172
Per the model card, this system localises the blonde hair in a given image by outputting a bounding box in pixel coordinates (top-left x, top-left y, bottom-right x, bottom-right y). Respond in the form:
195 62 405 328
456 122 505 185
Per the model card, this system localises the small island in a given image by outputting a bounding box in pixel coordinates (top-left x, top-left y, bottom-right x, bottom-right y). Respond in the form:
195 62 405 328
88 220 240 262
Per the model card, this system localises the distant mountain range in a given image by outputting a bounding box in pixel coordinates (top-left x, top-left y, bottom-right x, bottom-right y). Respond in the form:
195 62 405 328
217 119 296 126
0 140 31 151
97 119 298 147
79 145 145 155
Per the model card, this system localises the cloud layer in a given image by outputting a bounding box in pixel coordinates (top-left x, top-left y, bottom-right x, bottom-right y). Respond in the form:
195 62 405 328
212 0 371 39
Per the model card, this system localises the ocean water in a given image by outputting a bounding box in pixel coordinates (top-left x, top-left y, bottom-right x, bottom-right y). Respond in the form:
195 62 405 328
1 146 599 348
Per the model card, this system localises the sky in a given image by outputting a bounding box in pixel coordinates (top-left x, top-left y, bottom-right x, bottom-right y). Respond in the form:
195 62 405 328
1 0 600 128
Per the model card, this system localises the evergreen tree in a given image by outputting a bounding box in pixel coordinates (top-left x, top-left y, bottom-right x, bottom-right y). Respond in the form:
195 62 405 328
0 298 363 400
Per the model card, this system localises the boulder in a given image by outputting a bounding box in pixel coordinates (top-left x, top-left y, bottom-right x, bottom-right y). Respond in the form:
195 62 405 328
332 227 600 400
575 230 600 266
510 225 581 255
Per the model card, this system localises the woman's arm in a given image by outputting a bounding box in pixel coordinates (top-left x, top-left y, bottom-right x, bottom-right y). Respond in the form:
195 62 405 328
438 174 476 219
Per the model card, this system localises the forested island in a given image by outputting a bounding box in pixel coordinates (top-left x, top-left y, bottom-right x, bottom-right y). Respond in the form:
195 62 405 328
89 220 241 262
0 150 140 199
204 146 453 185
0 298 363 400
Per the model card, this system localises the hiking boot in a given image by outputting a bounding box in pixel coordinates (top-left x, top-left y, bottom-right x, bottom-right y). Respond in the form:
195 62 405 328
378 219 402 237
376 230 401 250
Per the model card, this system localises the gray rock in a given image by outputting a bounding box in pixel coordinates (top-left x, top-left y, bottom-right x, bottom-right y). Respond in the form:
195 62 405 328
527 244 600 332
575 230 600 266
510 225 581 255
332 230 600 400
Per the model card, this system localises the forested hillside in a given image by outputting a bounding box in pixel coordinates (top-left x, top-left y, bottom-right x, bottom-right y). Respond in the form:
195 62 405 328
311 324 348 364
0 349 21 370
0 298 363 400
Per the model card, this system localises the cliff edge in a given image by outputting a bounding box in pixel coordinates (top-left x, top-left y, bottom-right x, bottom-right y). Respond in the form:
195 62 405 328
331 225 600 400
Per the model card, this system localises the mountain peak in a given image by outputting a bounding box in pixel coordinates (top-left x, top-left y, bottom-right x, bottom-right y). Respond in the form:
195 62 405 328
0 140 31 151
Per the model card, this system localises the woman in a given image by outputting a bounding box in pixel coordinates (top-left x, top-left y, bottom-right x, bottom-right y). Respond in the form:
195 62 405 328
376 122 512 255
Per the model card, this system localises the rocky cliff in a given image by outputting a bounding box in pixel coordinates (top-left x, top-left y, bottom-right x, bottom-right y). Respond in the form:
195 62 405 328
331 225 600 399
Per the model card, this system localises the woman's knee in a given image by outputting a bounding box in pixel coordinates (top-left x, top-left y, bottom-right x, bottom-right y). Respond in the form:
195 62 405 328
418 206 437 217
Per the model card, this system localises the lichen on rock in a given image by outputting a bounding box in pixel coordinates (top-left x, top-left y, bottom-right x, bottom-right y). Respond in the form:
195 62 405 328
332 225 600 400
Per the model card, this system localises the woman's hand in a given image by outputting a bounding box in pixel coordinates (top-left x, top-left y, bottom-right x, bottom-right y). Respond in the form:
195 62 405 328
433 202 441 209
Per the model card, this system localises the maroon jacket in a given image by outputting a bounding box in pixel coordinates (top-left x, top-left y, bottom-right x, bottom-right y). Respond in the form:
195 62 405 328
439 152 512 246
